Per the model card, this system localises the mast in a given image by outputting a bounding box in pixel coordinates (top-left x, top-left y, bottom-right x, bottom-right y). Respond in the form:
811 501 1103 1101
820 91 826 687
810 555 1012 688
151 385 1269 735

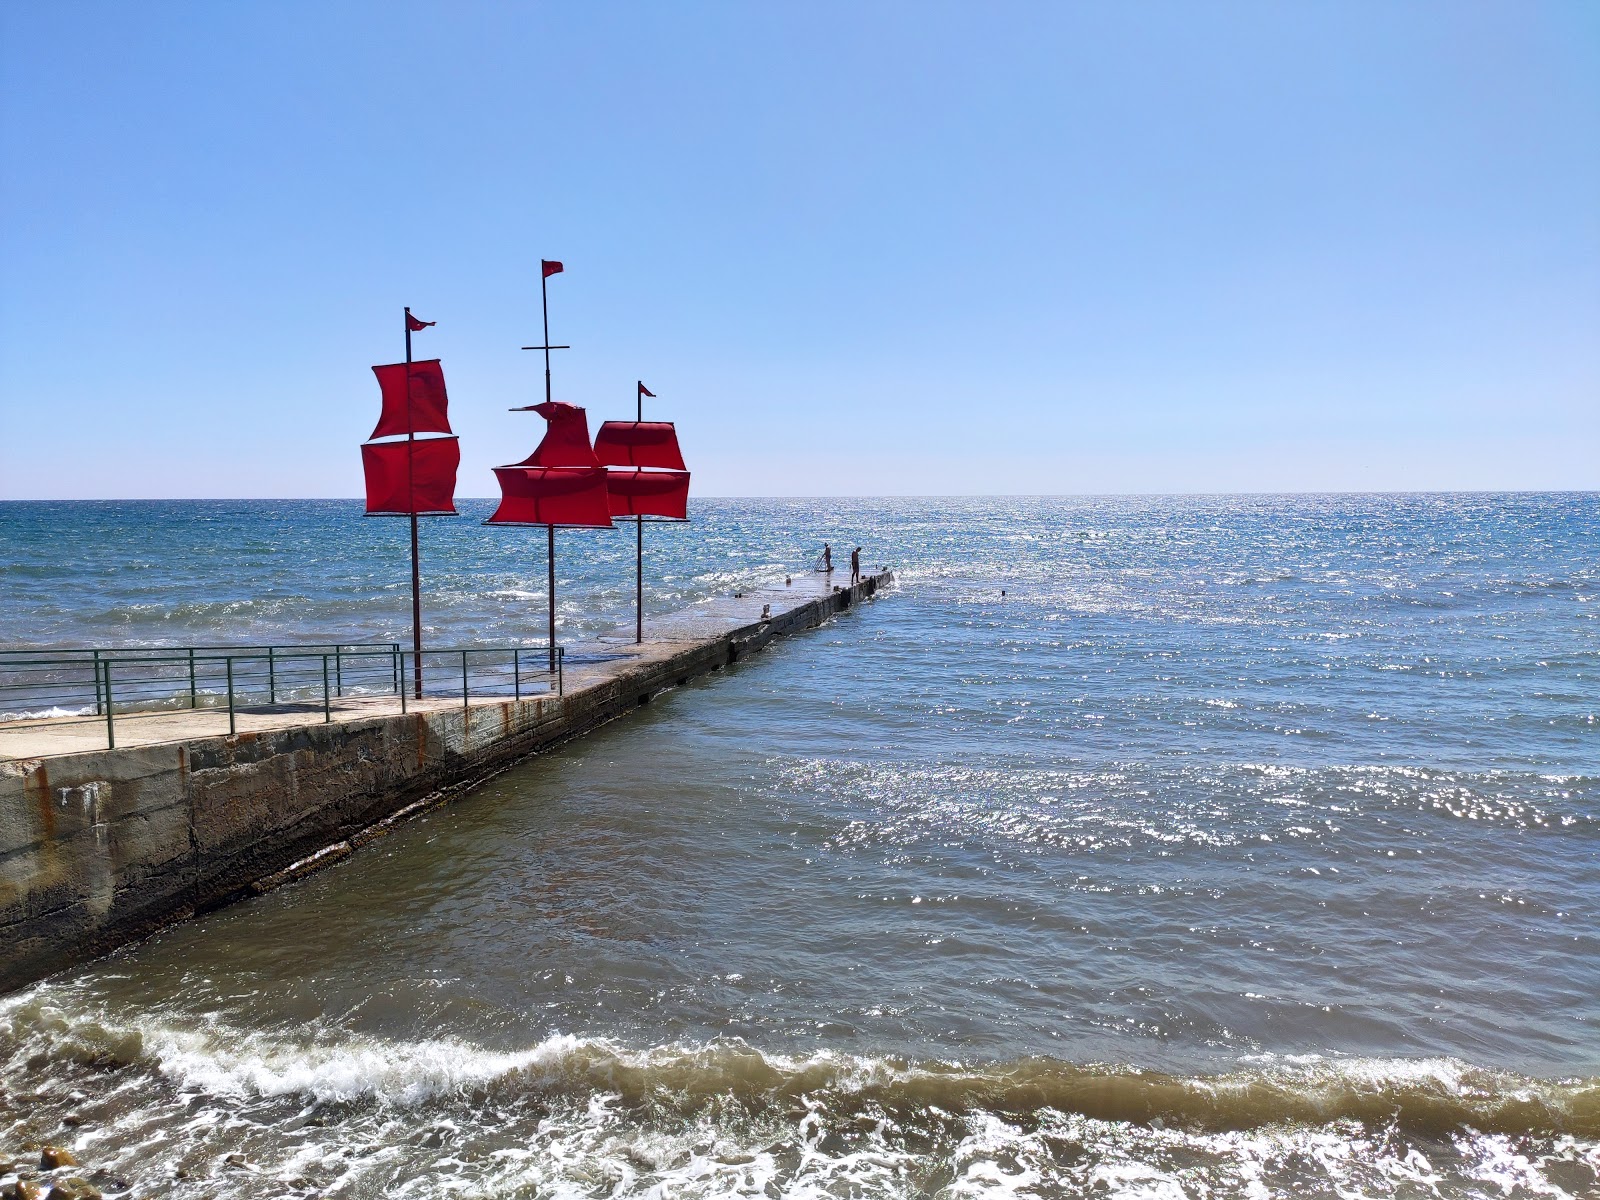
404 307 423 699
519 261 570 674
541 271 553 406
636 380 644 644
360 319 458 705
593 392 689 645
541 274 555 671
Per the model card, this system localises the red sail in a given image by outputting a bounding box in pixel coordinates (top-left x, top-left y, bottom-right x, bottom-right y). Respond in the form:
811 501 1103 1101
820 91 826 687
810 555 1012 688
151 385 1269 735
370 360 452 440
361 437 460 515
605 469 690 520
486 466 614 527
593 421 686 470
511 401 602 468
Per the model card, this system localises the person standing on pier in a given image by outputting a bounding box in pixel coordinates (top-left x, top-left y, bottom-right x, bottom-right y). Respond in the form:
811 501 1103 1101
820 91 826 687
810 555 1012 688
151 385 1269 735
851 546 862 584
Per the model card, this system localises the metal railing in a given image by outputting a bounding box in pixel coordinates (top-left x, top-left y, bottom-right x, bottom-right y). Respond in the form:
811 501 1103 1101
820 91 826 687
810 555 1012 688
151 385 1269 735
0 643 563 750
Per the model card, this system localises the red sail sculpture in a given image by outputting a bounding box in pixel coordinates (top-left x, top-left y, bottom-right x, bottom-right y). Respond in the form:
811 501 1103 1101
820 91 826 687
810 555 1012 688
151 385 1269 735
361 310 458 699
593 421 687 470
486 465 613 527
603 467 690 520
362 437 460 515
484 261 620 674
361 361 460 515
512 401 602 468
369 360 453 440
485 391 613 671
595 385 690 643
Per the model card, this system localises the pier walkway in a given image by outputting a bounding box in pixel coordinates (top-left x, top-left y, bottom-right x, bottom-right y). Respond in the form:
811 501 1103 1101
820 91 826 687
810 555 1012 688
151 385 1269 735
0 573 864 761
1 570 893 991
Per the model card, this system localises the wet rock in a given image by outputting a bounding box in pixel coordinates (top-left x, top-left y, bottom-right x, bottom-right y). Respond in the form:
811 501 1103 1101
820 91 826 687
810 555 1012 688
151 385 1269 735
2 1181 46 1200
223 1153 249 1169
37 1149 74 1170
59 1117 84 1130
44 1180 101 1200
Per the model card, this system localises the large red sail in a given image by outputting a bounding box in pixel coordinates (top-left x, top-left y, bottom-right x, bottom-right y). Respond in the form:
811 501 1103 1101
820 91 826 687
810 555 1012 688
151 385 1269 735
370 360 453 439
512 401 602 468
604 468 690 520
486 466 614 527
593 421 686 471
362 437 460 515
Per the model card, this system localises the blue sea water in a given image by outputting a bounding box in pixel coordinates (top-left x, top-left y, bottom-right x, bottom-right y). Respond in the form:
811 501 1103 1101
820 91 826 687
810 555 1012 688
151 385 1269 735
1 494 1597 1197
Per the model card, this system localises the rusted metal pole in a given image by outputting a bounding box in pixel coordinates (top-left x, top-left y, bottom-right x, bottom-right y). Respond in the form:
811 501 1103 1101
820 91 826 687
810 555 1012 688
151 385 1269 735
547 525 557 675
405 307 424 700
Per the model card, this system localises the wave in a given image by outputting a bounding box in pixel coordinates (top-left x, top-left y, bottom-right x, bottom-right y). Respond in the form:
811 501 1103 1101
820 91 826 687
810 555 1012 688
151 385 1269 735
6 999 1596 1140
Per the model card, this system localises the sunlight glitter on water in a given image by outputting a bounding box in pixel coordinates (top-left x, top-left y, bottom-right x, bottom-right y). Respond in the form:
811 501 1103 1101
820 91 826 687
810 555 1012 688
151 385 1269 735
1 494 1597 1196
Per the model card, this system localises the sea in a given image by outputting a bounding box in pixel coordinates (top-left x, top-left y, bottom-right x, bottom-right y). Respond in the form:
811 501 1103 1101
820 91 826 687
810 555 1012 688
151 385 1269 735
0 494 1596 1198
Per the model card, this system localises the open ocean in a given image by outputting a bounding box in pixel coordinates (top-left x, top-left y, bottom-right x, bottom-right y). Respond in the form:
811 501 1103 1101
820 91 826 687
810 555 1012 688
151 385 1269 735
1 494 1597 1198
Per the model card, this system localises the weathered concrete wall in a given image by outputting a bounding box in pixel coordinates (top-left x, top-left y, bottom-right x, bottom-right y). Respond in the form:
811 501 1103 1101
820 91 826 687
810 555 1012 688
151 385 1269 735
0 573 891 993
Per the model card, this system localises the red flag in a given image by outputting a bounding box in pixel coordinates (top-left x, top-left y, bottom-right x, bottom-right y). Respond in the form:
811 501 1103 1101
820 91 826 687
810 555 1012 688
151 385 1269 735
542 260 564 278
406 313 435 332
638 382 655 398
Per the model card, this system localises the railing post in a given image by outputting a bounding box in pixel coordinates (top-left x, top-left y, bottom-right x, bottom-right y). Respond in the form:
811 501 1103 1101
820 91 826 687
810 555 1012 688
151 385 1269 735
557 647 563 696
93 649 103 715
400 652 408 713
462 650 469 710
322 655 332 723
226 657 236 736
103 660 115 749
513 649 521 702
268 646 276 704
335 646 343 698
188 647 197 709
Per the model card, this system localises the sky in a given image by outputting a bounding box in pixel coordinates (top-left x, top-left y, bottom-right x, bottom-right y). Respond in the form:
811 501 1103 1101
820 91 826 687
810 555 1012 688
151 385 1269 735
1 1 1596 498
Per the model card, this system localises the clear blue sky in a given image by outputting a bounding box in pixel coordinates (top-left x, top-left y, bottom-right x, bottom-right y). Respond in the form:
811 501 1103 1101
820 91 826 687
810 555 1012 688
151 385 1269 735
2 1 1596 498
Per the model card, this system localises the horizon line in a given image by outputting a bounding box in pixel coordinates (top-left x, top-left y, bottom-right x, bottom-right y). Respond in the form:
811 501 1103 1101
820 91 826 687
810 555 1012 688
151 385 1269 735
2 489 1598 504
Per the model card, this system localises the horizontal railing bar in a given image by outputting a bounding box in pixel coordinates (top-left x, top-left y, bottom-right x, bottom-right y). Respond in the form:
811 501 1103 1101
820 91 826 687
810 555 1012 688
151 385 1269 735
0 644 401 659
1 647 563 737
1 647 561 667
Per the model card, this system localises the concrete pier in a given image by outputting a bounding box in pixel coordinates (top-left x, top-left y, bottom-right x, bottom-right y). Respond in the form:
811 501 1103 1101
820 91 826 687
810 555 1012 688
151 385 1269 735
0 570 893 993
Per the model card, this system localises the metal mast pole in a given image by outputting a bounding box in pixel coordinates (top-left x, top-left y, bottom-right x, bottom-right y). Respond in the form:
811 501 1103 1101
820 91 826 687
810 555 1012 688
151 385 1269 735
542 272 557 673
636 381 644 644
547 525 557 674
541 272 553 406
405 307 423 700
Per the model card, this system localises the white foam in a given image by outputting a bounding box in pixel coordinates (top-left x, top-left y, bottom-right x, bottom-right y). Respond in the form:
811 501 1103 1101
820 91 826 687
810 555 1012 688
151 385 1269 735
144 1025 586 1106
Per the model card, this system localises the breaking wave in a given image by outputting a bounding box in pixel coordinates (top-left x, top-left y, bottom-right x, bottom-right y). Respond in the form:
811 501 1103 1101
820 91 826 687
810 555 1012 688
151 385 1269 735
4 999 1597 1197
7 998 1599 1134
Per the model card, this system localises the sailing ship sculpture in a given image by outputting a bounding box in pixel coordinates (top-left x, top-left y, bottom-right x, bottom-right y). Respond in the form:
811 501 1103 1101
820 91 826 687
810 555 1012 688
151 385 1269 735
361 264 693 690
595 382 690 643
483 262 614 670
360 309 459 698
